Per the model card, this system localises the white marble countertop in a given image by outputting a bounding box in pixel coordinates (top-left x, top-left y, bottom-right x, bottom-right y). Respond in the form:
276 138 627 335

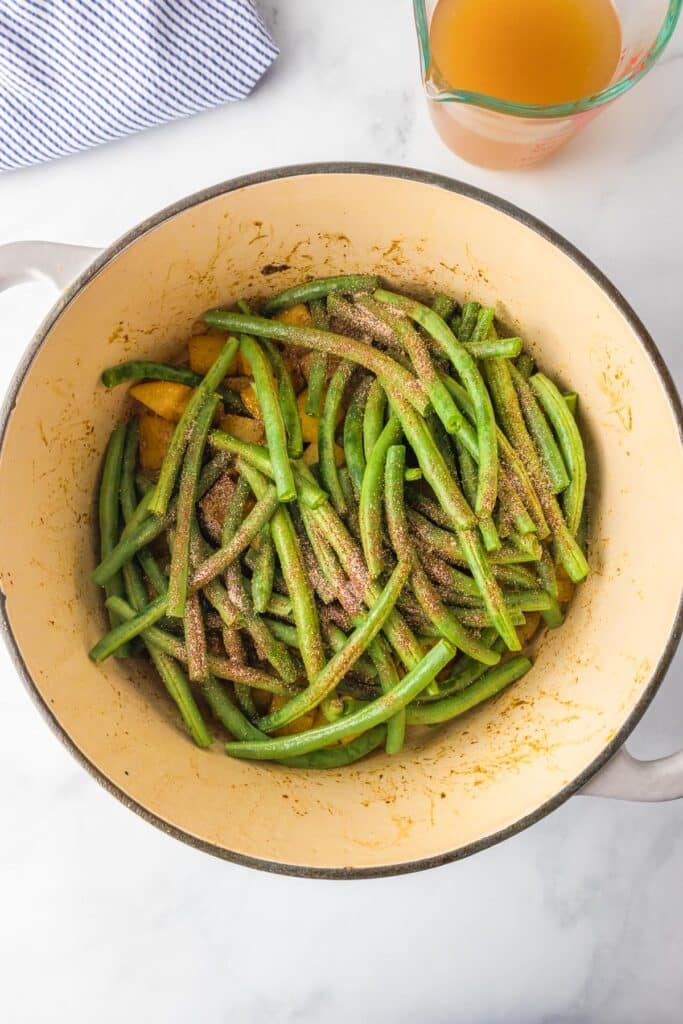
2 2 683 1021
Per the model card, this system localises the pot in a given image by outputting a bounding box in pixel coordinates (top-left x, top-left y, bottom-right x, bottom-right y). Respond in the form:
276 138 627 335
1 164 682 878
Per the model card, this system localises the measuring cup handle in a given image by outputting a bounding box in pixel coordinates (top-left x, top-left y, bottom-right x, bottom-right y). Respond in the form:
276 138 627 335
581 746 683 801
0 241 101 293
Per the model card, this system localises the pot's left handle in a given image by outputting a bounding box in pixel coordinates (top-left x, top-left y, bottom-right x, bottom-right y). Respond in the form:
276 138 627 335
0 241 102 293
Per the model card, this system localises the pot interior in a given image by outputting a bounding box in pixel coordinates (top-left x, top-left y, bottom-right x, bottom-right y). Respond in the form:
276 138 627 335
1 170 681 874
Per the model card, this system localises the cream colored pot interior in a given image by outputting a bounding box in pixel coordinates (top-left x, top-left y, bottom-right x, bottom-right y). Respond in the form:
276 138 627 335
1 172 681 874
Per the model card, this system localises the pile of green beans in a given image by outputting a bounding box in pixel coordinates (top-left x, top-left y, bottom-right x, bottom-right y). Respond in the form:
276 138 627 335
91 275 589 768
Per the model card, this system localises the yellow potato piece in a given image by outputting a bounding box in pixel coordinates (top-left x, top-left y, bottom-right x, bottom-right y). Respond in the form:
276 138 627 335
252 688 274 715
240 384 261 419
138 413 174 471
296 390 321 442
218 413 265 444
556 568 575 604
274 303 312 327
269 694 316 736
130 381 192 422
188 334 236 376
302 441 345 467
517 611 541 647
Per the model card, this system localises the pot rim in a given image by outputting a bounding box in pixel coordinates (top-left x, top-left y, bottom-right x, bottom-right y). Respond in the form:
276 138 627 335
1 161 682 879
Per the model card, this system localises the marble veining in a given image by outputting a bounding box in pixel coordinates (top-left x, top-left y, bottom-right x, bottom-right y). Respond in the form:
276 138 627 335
1 2 682 1021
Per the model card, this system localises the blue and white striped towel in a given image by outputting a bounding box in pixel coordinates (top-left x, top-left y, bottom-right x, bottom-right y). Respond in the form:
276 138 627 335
0 1 278 171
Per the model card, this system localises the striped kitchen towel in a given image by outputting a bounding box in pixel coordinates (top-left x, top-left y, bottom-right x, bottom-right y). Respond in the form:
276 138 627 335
0 0 278 171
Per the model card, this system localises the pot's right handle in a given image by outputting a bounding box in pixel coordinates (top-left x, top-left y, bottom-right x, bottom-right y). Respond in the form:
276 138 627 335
0 241 102 293
581 746 683 801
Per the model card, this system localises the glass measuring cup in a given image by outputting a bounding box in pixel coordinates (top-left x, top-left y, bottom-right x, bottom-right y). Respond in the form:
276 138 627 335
414 0 682 169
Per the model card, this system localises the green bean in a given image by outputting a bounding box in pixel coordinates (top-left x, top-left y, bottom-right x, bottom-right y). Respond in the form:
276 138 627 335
375 291 499 544
298 510 343 605
108 598 295 696
202 674 266 741
258 560 411 733
276 467 426 672
207 431 326 508
505 590 552 612
363 378 387 460
260 339 304 459
385 445 501 665
97 424 132 655
301 506 362 613
484 359 588 581
188 485 278 591
358 296 463 438
305 298 329 417
453 435 478 509
280 725 387 769
515 352 535 380
564 392 578 417
428 410 459 480
458 301 480 343
319 360 354 514
343 376 370 494
234 681 260 723
184 591 209 682
101 359 246 414
90 592 168 662
498 469 537 538
222 477 300 685
493 563 539 590
359 415 402 578
388 393 519 651
421 629 502 701
262 274 380 314
115 561 212 746
227 639 454 761
167 395 219 618
466 336 523 360
326 293 405 355
92 503 170 588
407 509 538 567
432 293 456 321
418 550 488 605
509 363 570 494
438 372 549 537
367 635 405 755
497 431 550 538
323 624 378 683
530 373 587 537
390 394 474 531
537 547 564 628
471 306 495 343
454 606 525 628
262 617 300 649
148 337 238 516
405 656 531 725
239 460 325 681
265 593 293 619
94 502 277 663
251 524 275 614
238 334 296 502
120 420 167 596
204 310 429 416
338 467 362 538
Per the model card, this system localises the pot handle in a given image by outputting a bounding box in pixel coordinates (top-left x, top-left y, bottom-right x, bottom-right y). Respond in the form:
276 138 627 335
581 746 683 801
0 240 102 293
